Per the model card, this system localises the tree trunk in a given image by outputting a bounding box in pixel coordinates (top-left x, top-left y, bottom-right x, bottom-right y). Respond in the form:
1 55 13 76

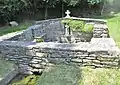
45 4 48 20
62 1 64 17
101 2 105 15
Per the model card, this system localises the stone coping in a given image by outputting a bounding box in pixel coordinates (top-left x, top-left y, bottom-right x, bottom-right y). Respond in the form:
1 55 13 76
35 17 107 25
0 38 119 53
0 41 36 47
34 42 90 51
65 17 107 23
0 30 24 41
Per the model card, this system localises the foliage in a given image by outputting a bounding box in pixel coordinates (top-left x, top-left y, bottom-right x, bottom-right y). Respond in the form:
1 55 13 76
69 20 85 32
0 0 106 24
61 19 85 32
62 0 80 6
83 24 94 33
36 64 81 85
62 19 94 33
35 37 44 43
0 0 28 24
12 75 40 85
87 0 105 5
0 22 32 36
40 0 60 7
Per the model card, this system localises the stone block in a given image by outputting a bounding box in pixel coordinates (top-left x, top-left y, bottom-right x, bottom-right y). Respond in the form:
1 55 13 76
26 50 36 56
71 59 82 63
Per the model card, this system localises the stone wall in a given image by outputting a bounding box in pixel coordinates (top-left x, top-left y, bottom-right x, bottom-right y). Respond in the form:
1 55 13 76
0 38 120 74
20 17 109 42
23 18 64 42
0 17 114 75
93 24 109 38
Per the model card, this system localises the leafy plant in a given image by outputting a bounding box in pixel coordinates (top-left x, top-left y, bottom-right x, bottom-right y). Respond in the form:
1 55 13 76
69 20 85 32
62 19 94 33
0 0 28 25
82 24 94 33
87 0 105 5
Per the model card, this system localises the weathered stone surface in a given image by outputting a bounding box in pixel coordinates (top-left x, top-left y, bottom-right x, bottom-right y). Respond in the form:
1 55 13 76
71 59 82 63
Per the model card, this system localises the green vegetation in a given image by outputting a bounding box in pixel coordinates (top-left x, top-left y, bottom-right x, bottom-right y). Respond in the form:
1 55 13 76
0 0 106 24
36 64 81 85
62 19 94 33
79 67 120 85
12 75 39 85
107 14 120 47
94 13 120 47
0 59 14 78
83 24 94 33
14 65 120 85
35 37 44 43
0 22 32 36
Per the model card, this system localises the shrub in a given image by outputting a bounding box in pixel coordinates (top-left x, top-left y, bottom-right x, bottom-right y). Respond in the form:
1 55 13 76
82 24 94 33
0 0 28 25
69 20 85 32
62 19 94 33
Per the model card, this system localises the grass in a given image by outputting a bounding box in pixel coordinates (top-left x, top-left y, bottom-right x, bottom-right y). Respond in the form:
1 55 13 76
12 65 120 85
94 13 120 47
11 75 39 85
10 65 120 85
37 66 120 85
107 15 120 47
79 67 120 85
0 22 32 36
0 59 14 79
36 64 81 85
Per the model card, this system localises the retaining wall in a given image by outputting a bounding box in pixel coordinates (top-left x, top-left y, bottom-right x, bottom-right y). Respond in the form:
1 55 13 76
0 38 119 74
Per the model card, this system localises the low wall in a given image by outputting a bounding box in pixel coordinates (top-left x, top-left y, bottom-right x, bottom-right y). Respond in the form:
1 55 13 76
21 17 109 42
0 38 119 74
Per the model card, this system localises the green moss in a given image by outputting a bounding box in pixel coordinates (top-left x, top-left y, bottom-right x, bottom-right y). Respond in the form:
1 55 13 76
12 75 40 85
35 37 44 43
